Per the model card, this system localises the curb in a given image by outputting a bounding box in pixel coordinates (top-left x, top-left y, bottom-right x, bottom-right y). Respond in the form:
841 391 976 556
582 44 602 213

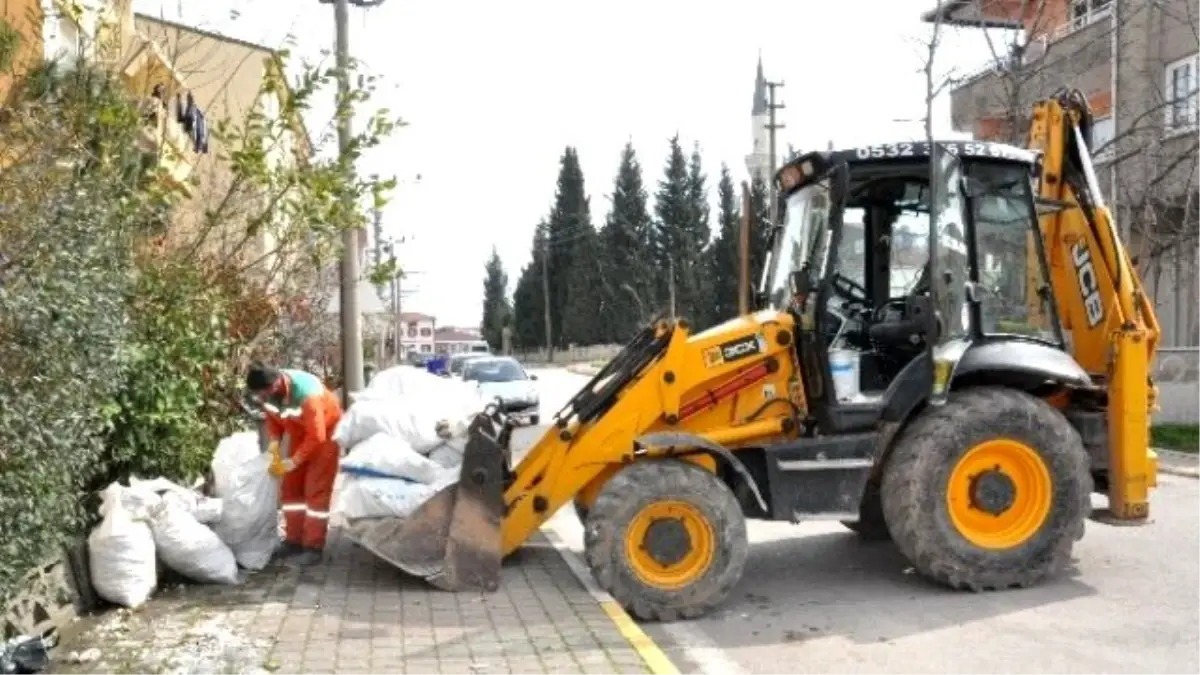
1155 447 1199 478
540 524 680 675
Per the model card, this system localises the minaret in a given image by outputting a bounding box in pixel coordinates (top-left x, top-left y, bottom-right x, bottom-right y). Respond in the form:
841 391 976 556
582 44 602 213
745 53 772 185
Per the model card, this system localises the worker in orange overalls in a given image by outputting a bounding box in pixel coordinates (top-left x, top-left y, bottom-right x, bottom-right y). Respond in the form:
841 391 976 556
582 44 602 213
246 362 343 567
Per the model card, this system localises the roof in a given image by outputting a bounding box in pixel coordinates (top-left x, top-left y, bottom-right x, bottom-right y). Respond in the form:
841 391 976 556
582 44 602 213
436 329 483 343
134 13 315 155
134 13 278 53
399 312 435 322
920 0 1023 29
791 140 1038 173
751 54 768 116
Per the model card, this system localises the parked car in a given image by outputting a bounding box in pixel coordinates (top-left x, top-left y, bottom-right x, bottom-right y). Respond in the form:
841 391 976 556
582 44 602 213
462 356 540 425
448 353 489 378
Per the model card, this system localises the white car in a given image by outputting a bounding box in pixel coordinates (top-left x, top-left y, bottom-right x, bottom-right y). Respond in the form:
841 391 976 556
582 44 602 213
462 356 541 425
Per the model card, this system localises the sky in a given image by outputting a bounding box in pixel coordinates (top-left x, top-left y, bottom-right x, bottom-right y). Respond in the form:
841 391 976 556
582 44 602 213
134 0 1013 327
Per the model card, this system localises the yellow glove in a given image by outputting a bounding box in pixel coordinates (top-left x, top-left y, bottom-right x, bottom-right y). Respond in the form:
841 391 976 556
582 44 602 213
268 457 295 477
267 440 281 461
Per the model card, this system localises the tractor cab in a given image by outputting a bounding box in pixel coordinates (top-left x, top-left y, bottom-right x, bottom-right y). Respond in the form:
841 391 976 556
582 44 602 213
764 141 1083 436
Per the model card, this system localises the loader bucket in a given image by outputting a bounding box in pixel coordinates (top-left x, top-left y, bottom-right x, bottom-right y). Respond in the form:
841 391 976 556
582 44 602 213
343 412 508 592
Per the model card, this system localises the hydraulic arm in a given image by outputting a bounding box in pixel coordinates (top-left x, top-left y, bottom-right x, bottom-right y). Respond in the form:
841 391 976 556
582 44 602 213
1027 88 1162 521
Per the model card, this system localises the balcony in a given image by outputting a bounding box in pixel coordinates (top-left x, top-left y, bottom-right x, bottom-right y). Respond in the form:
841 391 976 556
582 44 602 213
124 34 194 185
134 104 194 185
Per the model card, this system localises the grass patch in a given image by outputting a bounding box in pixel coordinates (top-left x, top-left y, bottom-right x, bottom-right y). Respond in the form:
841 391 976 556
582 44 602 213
1151 424 1199 453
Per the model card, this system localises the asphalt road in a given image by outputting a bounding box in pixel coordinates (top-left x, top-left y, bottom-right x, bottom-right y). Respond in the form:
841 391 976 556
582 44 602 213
516 367 1200 675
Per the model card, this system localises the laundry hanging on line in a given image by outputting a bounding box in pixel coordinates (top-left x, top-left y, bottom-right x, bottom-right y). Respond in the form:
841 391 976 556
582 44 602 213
173 91 210 155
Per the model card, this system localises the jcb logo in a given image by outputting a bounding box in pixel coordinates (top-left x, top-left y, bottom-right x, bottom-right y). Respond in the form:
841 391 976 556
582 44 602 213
1072 241 1104 328
723 341 757 359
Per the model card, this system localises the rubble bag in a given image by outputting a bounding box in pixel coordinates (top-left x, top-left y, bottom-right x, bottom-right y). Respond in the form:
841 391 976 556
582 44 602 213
341 432 444 484
333 475 439 520
146 499 239 584
87 483 158 608
130 476 223 524
210 431 280 570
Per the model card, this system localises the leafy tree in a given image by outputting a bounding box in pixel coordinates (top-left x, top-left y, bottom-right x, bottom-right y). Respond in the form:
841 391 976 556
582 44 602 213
597 142 655 342
480 246 511 351
705 164 742 326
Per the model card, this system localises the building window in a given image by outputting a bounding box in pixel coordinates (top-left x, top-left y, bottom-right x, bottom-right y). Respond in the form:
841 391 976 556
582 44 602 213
1070 0 1110 29
420 344 432 353
419 327 432 337
1165 54 1199 131
1091 116 1115 160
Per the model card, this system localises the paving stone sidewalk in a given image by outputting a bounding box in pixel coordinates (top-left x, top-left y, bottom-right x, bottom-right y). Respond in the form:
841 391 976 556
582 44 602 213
49 529 654 674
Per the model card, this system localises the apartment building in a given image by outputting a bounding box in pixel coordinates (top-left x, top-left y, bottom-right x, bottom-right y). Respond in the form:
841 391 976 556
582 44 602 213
399 312 437 355
128 13 316 280
926 0 1199 346
0 1 316 284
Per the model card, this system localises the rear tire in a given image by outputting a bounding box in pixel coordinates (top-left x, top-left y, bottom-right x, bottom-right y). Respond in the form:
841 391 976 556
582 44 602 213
529 414 540 426
584 459 748 621
881 386 1091 591
841 479 890 541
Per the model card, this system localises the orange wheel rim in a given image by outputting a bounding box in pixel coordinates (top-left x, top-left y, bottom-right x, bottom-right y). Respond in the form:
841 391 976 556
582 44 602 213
946 438 1053 550
625 500 715 590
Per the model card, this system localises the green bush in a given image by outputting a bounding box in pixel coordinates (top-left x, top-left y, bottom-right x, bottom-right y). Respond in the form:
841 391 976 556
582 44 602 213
100 251 240 489
0 46 401 614
0 68 144 602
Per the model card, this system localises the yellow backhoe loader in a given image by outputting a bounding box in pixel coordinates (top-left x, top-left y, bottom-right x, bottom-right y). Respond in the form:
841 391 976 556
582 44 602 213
346 88 1160 621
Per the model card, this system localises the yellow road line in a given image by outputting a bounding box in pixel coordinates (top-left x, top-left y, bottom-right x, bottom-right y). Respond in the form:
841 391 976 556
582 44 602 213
540 523 681 675
598 599 681 675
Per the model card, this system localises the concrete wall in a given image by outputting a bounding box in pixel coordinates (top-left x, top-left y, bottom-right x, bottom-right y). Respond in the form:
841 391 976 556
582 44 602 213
1152 347 1200 424
513 344 623 366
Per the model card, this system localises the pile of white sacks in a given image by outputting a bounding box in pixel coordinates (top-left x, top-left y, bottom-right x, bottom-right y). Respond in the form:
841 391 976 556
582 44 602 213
87 431 280 609
85 366 486 610
330 365 487 522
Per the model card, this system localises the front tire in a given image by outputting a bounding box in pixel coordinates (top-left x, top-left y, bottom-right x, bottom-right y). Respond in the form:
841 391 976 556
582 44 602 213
881 386 1091 591
584 459 748 621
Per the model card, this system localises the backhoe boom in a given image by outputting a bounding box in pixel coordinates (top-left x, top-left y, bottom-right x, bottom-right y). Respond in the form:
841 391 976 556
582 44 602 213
1027 88 1162 520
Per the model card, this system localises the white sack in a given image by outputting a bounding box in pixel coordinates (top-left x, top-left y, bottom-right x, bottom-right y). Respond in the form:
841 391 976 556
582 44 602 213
333 475 437 520
129 476 222 524
341 433 443 484
87 483 158 608
146 499 238 584
210 431 279 570
333 368 486 453
333 398 480 454
427 439 465 470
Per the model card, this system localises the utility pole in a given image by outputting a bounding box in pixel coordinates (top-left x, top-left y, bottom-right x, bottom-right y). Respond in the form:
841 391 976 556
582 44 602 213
321 0 387 406
541 236 553 362
388 241 400 365
766 80 786 227
739 181 751 314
